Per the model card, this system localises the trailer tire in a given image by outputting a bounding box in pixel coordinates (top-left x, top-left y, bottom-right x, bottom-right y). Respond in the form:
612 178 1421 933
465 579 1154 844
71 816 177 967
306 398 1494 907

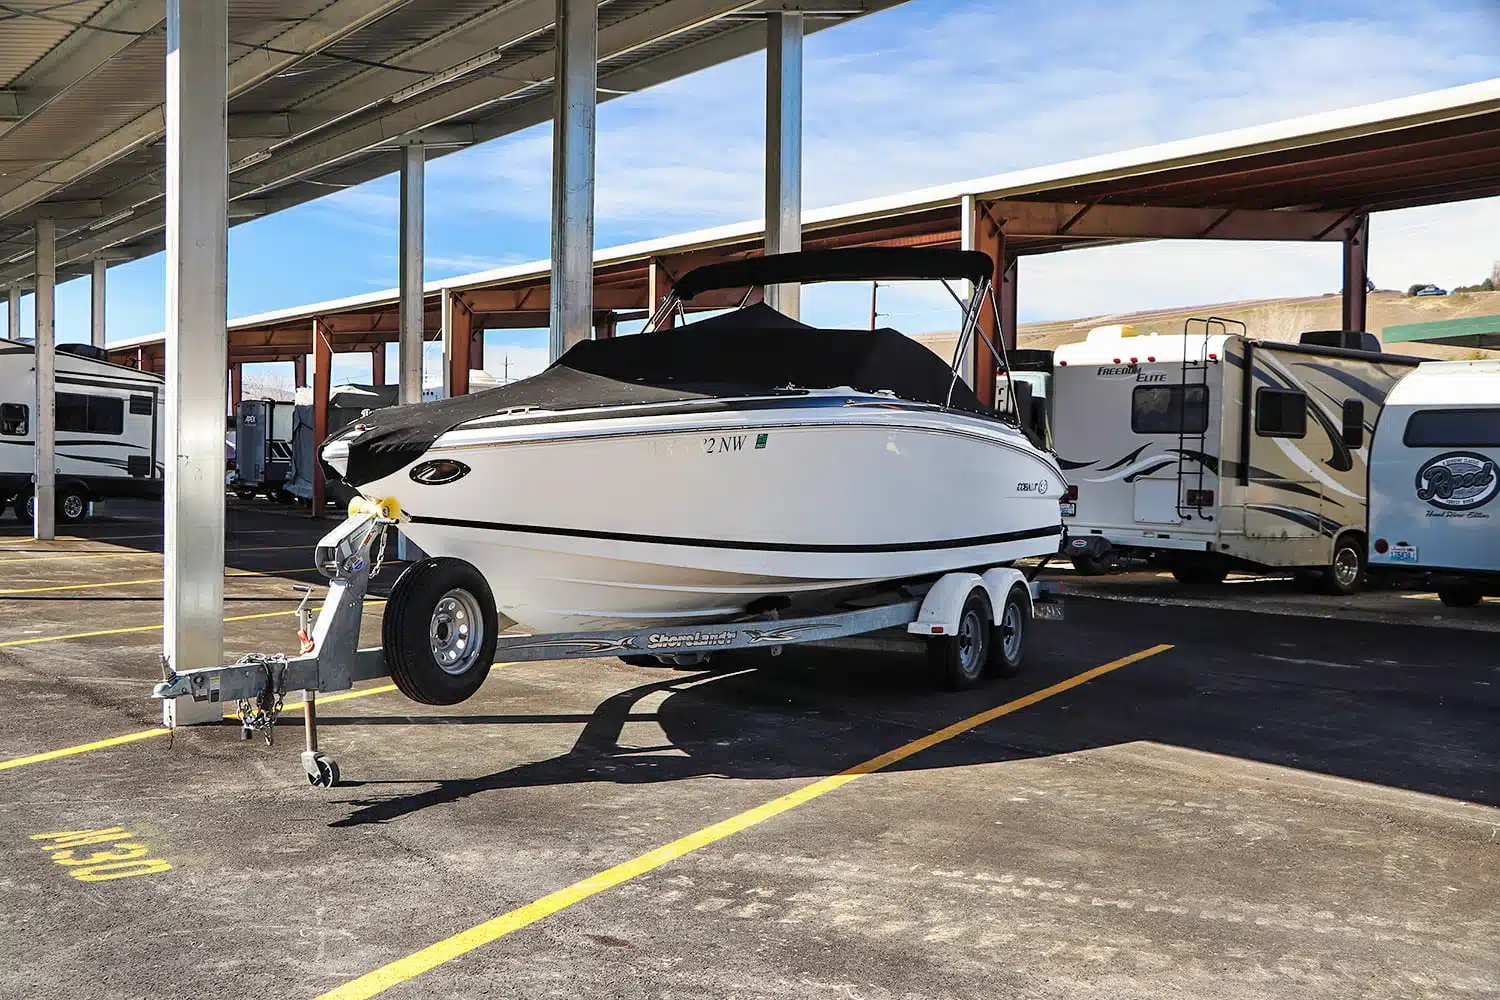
11 491 29 521
927 588 991 691
988 584 1029 678
57 485 89 523
383 558 498 705
1437 585 1485 608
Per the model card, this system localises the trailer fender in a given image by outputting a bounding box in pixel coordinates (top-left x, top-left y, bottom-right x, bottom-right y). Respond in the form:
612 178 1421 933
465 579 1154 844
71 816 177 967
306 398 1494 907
981 567 1033 618
907 572 986 636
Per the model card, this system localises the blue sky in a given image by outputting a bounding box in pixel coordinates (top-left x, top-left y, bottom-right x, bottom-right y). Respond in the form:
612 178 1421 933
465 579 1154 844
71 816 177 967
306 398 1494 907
7 0 1500 385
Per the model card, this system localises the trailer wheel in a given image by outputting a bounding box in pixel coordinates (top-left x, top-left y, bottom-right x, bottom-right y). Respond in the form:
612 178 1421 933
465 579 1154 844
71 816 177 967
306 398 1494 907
11 491 29 521
927 588 991 691
1323 536 1365 596
57 485 89 523
1437 585 1485 608
988 584 1029 678
383 558 498 705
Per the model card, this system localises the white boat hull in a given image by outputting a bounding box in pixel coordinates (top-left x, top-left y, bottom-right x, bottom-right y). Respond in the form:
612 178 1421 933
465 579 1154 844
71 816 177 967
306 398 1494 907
336 397 1064 631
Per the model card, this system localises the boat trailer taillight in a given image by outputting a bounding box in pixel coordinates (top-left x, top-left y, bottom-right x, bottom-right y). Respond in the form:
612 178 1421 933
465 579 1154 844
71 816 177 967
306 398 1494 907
1374 538 1389 554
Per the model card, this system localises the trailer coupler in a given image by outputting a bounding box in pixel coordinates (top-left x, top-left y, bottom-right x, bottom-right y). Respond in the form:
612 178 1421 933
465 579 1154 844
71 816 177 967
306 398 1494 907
152 500 403 785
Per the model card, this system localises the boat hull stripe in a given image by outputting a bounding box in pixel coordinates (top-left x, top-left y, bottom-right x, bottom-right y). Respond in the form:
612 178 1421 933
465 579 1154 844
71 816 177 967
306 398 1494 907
407 516 1062 554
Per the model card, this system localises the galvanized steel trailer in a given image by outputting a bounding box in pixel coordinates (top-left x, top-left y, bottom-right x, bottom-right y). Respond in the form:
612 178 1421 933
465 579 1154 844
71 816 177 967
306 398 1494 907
152 504 1063 787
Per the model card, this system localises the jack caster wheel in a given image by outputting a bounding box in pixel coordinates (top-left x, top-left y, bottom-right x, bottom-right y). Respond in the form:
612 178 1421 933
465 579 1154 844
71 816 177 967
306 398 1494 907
302 751 340 788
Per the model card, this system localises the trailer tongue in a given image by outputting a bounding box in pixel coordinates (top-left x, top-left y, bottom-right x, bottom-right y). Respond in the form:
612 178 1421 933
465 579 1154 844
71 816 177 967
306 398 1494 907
153 500 1061 788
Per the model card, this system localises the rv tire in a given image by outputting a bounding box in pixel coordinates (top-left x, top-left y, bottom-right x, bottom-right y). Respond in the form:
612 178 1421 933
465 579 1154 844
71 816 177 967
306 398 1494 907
383 558 498 705
1437 585 1484 608
57 485 89 523
1171 565 1228 585
1323 536 1365 595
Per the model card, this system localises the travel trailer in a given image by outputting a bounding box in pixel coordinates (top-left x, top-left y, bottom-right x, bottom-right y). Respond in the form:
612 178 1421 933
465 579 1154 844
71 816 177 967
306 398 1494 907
1367 360 1498 606
0 339 164 521
230 398 296 501
285 383 399 505
1052 321 1419 592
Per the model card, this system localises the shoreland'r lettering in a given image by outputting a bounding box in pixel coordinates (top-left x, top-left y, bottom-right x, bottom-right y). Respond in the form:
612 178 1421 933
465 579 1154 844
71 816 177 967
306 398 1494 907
647 630 738 649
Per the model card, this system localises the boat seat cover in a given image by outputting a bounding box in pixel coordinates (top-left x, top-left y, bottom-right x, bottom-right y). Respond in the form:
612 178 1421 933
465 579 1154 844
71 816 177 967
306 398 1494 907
340 317 986 487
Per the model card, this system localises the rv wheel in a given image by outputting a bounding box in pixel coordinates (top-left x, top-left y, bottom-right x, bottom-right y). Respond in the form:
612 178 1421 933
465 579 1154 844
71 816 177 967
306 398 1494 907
57 486 89 523
1171 565 1228 585
1437 585 1484 608
13 491 32 522
928 588 992 691
1323 537 1365 596
383 558 499 705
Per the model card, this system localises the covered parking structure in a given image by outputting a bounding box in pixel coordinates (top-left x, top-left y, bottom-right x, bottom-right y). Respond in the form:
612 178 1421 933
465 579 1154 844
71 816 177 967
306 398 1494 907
0 0 897 723
1383 314 1500 352
108 77 1500 479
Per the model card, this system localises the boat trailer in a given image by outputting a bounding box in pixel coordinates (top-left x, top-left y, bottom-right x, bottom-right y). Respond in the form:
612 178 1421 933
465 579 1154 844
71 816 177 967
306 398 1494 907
153 501 1064 787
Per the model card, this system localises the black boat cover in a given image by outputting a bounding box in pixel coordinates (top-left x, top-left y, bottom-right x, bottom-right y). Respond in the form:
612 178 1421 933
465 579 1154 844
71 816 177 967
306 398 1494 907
673 248 995 301
340 307 986 487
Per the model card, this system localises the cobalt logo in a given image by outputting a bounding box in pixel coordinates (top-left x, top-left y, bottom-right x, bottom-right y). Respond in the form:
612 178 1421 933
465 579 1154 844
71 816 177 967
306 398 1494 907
1415 452 1497 510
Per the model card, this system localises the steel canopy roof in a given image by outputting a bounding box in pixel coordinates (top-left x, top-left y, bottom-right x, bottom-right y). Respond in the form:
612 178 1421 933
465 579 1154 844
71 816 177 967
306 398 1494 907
0 0 901 286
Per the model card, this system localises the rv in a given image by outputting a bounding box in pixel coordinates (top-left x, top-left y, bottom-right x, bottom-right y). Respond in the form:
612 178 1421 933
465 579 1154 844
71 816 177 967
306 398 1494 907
0 339 164 522
1052 320 1418 592
1368 360 1498 606
285 383 399 506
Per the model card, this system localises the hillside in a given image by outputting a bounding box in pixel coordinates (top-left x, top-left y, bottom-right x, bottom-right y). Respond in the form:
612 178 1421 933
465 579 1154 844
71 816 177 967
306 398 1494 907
912 289 1500 362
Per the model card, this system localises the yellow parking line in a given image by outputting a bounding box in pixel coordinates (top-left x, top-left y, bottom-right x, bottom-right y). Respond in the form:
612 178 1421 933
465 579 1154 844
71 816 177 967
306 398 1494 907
0 683 403 772
0 544 302 565
0 528 287 546
0 598 385 648
316 643 1174 1000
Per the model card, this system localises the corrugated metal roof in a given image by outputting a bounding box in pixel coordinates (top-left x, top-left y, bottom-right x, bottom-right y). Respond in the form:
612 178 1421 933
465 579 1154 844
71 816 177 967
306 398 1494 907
0 0 898 281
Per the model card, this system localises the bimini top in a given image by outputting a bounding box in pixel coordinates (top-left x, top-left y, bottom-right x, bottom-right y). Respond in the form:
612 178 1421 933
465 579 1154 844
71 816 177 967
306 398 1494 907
338 308 987 487
672 247 995 301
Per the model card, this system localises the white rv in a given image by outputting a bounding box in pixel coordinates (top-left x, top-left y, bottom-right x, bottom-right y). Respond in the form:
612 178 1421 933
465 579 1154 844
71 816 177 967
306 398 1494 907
0 339 164 522
1052 321 1418 592
1368 360 1498 606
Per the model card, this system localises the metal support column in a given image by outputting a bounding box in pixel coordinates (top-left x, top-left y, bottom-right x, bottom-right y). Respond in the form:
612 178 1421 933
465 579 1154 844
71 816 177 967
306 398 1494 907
549 0 597 360
399 143 425 404
648 259 674 329
90 258 107 348
370 344 386 385
595 312 617 339
293 354 307 387
33 218 56 541
764 12 802 319
162 0 229 727
4 284 18 340
956 195 979 388
470 329 485 370
1342 215 1369 333
228 363 242 415
311 319 331 512
442 290 471 398
970 199 1002 410
999 255 1018 352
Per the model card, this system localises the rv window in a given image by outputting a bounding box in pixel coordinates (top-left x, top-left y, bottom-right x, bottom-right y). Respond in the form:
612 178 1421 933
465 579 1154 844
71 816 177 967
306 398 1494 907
0 402 26 436
56 392 125 436
1341 400 1365 449
129 394 154 416
1255 388 1307 439
1131 385 1208 435
1402 408 1500 447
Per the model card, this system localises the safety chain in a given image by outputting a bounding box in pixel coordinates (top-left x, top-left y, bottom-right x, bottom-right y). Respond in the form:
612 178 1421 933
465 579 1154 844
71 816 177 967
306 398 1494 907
368 522 390 579
235 654 288 746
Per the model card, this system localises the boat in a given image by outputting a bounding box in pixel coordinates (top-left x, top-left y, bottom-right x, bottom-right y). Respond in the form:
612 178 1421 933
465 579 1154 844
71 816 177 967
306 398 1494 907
321 248 1066 638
